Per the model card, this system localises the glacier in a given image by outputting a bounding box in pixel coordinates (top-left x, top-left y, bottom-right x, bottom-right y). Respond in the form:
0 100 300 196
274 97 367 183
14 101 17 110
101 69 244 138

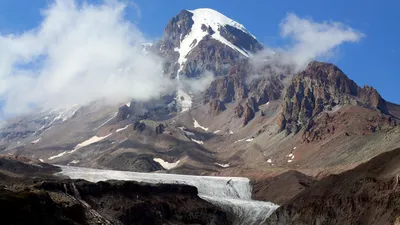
57 165 279 225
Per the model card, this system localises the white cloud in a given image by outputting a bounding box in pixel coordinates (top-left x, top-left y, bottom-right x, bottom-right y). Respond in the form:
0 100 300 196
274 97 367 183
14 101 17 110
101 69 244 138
250 13 364 76
279 13 364 70
180 70 214 95
0 0 173 116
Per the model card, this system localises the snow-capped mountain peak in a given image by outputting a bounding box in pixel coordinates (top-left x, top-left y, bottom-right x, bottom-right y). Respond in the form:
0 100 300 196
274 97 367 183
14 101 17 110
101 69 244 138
174 8 257 78
159 8 262 80
187 8 256 40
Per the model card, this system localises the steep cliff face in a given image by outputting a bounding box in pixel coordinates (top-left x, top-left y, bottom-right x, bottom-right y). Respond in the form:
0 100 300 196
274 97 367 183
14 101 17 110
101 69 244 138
38 180 232 225
204 64 285 126
278 61 390 134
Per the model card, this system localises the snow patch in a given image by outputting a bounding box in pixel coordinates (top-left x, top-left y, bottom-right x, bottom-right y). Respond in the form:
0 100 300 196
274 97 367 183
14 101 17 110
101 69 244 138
73 134 112 152
175 89 192 112
266 102 269 105
48 134 111 161
116 125 130 133
126 102 131 107
245 138 254 142
229 130 234 134
267 159 272 163
39 159 44 162
153 158 180 170
191 139 204 145
31 138 41 144
286 153 295 163
215 163 230 168
69 160 80 164
213 130 221 134
48 151 68 160
234 138 245 144
193 119 208 131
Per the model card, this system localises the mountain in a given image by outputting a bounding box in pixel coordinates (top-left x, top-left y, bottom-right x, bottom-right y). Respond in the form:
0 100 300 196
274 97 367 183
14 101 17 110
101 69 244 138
0 8 399 182
156 8 262 79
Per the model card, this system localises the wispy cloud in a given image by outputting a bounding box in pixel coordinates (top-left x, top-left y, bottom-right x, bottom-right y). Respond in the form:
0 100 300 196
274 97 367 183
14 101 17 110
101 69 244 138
280 13 364 70
250 13 365 74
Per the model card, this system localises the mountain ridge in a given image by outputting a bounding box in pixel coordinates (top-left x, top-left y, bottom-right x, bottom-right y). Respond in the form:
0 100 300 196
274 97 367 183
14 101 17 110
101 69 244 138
0 8 399 180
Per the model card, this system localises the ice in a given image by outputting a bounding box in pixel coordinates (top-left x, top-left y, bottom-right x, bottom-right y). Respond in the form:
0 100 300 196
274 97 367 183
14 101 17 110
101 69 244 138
193 119 208 131
57 165 279 225
153 158 180 170
116 125 130 133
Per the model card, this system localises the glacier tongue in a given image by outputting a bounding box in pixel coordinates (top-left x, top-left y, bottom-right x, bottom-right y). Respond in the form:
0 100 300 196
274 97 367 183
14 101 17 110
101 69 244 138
57 165 279 225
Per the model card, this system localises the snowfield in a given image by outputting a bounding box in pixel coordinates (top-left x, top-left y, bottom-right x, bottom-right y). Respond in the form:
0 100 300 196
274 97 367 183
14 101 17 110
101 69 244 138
153 158 180 170
58 165 279 225
48 134 111 161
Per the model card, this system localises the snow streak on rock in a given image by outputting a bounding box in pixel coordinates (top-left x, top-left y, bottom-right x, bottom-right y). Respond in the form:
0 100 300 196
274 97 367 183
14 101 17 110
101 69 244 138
153 158 180 170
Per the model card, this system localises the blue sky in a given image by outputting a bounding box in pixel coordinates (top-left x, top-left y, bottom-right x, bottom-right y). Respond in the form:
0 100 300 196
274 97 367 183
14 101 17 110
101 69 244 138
0 0 399 103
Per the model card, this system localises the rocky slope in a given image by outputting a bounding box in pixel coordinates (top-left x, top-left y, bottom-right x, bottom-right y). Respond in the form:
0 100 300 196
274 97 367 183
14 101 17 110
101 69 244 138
251 170 315 205
264 148 400 225
277 61 391 134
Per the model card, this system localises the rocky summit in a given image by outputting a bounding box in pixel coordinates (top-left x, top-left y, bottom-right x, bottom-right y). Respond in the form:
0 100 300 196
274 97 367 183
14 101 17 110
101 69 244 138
1 6 400 225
